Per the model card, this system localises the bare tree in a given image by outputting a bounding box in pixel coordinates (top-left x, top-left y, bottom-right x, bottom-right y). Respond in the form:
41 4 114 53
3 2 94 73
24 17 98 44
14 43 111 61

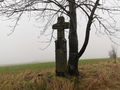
0 0 120 76
109 45 117 63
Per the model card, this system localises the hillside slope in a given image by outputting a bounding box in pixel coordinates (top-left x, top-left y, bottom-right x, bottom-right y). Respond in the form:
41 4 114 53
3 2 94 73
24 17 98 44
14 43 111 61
0 61 120 90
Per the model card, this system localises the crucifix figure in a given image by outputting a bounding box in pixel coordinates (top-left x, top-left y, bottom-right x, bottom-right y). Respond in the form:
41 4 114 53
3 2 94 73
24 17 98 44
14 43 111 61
52 16 69 76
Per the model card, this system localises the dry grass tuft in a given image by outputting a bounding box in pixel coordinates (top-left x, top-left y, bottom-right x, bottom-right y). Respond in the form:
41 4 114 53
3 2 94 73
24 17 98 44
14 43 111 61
1 61 120 90
80 61 120 90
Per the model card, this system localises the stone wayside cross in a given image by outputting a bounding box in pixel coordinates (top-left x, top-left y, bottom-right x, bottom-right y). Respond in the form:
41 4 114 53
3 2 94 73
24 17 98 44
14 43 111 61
52 16 69 76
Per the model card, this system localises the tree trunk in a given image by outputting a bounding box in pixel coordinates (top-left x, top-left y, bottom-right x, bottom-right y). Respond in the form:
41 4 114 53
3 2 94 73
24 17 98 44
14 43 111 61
76 0 100 60
77 29 90 60
67 0 99 76
68 0 79 76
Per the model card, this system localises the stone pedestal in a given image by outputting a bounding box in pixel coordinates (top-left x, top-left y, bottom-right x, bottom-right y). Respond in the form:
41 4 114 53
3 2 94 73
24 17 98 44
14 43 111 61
55 39 67 76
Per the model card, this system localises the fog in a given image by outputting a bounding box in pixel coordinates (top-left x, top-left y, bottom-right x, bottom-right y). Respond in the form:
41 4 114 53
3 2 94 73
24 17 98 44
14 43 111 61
0 14 120 66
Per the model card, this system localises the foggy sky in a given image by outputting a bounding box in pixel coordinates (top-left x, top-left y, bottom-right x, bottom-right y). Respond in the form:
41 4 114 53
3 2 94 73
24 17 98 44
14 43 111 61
0 10 120 66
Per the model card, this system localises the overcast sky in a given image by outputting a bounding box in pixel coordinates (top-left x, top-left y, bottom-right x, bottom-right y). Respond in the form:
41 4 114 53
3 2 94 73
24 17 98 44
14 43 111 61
0 1 120 65
0 15 119 66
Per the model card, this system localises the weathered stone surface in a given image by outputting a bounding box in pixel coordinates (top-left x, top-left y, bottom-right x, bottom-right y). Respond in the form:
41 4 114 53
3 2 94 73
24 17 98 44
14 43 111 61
52 16 69 76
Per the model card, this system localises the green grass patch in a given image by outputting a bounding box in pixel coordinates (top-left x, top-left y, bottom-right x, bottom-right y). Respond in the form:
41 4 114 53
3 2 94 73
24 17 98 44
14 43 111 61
79 58 109 65
0 58 110 73
0 62 55 73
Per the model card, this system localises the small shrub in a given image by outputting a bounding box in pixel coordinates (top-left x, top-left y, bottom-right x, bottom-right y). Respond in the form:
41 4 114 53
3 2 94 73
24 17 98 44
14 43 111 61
109 46 117 63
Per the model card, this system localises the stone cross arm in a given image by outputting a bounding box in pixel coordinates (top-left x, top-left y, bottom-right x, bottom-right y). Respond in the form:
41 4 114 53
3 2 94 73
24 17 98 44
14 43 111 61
52 16 69 30
52 22 69 30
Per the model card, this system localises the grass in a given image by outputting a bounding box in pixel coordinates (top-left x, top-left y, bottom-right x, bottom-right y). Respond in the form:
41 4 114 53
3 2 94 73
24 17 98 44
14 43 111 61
79 62 118 89
0 58 120 90
0 62 55 73
0 58 108 72
79 58 109 65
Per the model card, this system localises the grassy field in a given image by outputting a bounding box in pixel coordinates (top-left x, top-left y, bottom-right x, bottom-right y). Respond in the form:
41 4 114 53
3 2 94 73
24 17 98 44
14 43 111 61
0 62 55 73
0 58 108 72
0 58 120 90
